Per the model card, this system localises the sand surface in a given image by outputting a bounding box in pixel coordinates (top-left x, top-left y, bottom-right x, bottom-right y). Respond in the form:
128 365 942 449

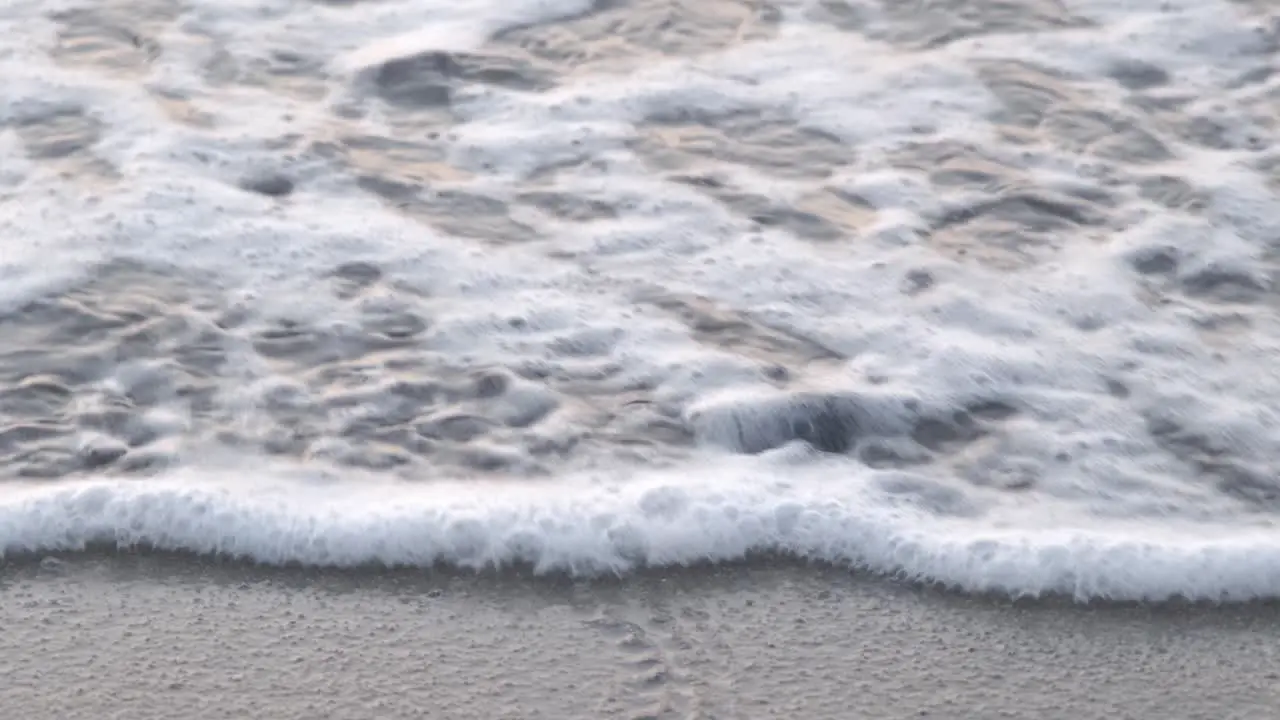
4 556 1279 720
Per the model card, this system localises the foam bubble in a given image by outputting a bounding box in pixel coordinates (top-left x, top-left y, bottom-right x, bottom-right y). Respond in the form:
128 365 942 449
3 461 1280 603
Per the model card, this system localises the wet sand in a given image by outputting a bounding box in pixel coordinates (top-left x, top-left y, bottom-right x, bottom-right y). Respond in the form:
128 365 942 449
4 556 1278 720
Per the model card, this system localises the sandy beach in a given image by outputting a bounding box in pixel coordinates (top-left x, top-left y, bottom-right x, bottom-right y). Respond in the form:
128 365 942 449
4 555 1278 720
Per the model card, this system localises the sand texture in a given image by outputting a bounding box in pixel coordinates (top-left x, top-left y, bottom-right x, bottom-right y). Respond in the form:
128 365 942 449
5 556 1280 720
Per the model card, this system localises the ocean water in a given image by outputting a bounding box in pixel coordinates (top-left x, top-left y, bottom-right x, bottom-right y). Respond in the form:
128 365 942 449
1 0 1278 603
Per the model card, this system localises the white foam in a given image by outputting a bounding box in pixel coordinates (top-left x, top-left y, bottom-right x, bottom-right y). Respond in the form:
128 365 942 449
4 0 1280 602
3 458 1280 602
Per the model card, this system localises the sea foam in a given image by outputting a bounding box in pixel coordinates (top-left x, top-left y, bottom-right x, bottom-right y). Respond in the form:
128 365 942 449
3 0 1280 602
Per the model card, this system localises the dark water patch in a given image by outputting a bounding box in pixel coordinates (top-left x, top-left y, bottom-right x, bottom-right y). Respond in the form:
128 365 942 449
518 191 619 222
691 392 892 455
788 188 880 238
413 190 536 244
239 172 295 198
49 4 169 75
692 391 1020 459
10 107 118 181
200 44 331 101
976 60 1077 129
367 50 557 109
14 108 101 160
1167 115 1249 152
885 140 1025 194
0 264 854 481
414 414 498 443
1144 412 1280 511
1123 90 1197 116
493 0 780 74
252 319 343 364
1229 65 1276 89
79 404 170 448
1179 264 1270 304
1213 463 1280 511
928 160 1012 189
330 261 384 293
857 437 933 468
634 115 854 181
875 474 979 515
934 191 1105 233
1107 59 1171 91
1135 175 1209 213
926 186 1111 269
859 0 1090 50
716 191 848 241
1043 108 1173 164
1104 378 1130 399
0 264 273 477
355 174 418 203
976 60 1173 164
804 0 869 32
741 394 862 455
268 350 689 476
360 307 430 342
1189 311 1252 343
353 173 536 244
636 290 844 372
79 437 130 470
911 400 1018 454
597 400 696 449
10 446 87 479
902 269 936 296
911 413 984 453
1257 153 1280 194
0 263 199 379
229 50 332 100
259 50 323 79
956 444 1041 491
0 423 73 455
1128 246 1179 276
316 134 463 184
0 377 75 420
689 387 1022 467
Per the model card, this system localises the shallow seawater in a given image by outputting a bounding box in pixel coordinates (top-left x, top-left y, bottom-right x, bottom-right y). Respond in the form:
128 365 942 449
1 0 1279 602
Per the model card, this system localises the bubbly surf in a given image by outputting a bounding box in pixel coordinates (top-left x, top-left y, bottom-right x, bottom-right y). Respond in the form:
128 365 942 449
2 0 1280 602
